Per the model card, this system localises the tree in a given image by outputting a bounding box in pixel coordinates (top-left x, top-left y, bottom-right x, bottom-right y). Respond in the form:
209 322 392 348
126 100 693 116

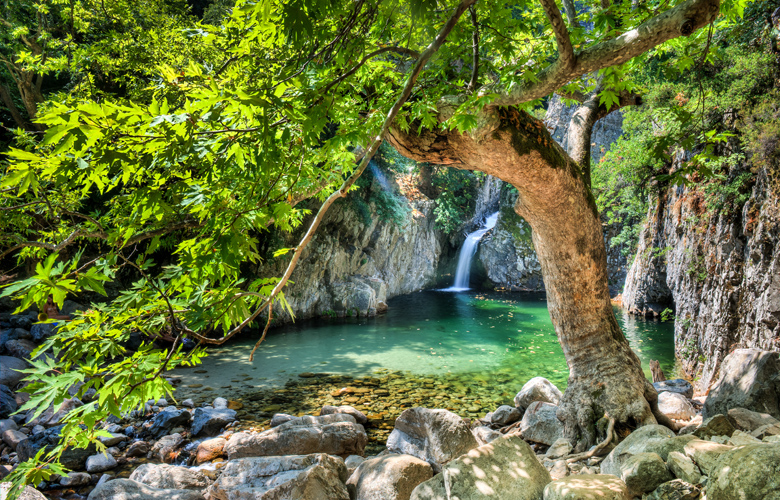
0 0 741 490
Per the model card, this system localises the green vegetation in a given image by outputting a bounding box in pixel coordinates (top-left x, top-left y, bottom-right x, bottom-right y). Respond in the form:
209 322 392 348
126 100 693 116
431 167 481 234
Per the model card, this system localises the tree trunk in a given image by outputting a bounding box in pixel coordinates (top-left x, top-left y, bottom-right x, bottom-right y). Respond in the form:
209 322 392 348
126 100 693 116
388 107 661 450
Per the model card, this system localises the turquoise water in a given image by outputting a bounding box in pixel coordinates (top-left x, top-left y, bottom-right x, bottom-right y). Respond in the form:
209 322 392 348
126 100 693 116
174 290 676 393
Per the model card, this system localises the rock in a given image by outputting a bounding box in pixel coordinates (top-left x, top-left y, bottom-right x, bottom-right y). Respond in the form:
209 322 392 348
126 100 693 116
98 432 126 447
321 404 368 425
542 474 632 500
727 407 780 432
182 399 194 408
545 437 572 459
0 419 17 433
751 423 780 439
86 478 206 500
126 440 150 457
344 455 365 475
386 407 477 470
618 452 672 495
658 392 696 420
666 451 702 484
410 434 551 500
549 459 568 480
212 397 228 409
225 414 367 459
149 408 192 438
518 401 565 446
17 424 95 469
491 405 522 426
602 425 676 477
206 453 349 500
653 379 694 399
0 482 47 500
346 454 433 500
0 356 28 387
0 386 18 420
514 377 563 410
645 479 701 500
5 339 36 360
129 463 211 490
196 437 226 464
2 429 27 449
60 472 92 486
682 439 733 475
703 349 780 420
30 323 57 343
472 425 502 446
151 433 184 463
706 443 780 499
728 429 763 446
191 407 236 437
86 452 118 473
693 415 735 440
270 413 297 427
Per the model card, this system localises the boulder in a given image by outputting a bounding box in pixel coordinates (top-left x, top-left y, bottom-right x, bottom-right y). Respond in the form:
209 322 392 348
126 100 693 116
86 452 118 473
212 397 228 409
707 443 780 500
727 407 780 432
727 429 763 446
682 439 733 475
692 415 735 440
206 454 349 500
518 401 565 446
644 479 701 500
321 405 368 425
0 386 18 419
666 451 702 484
196 437 226 464
545 438 573 459
618 452 672 495
270 413 297 427
151 433 184 463
126 440 150 457
751 423 780 439
703 349 780 420
225 414 366 459
602 425 675 477
191 407 236 437
410 434 551 500
17 424 95 469
149 408 192 438
657 392 696 420
0 356 28 387
386 407 477 470
0 483 47 500
346 454 433 500
86 478 205 500
472 425 503 446
129 463 211 490
542 474 631 500
0 419 17 433
60 472 92 486
491 405 522 426
653 379 694 399
2 429 27 449
30 322 57 343
514 377 563 410
344 455 365 475
5 339 36 360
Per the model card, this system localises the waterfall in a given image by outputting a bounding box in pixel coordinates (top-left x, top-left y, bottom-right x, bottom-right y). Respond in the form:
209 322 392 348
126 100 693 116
443 212 499 291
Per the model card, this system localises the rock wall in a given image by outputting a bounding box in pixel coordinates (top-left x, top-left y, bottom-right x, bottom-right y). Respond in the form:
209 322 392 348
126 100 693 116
623 166 780 391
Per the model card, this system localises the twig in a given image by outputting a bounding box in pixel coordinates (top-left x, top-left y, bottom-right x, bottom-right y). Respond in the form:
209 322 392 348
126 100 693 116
248 302 273 361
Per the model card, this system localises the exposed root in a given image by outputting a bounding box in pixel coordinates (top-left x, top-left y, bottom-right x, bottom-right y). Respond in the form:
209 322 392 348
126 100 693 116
564 417 616 463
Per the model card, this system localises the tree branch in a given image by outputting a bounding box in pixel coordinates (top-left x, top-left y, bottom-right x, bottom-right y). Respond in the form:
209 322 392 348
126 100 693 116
539 0 575 70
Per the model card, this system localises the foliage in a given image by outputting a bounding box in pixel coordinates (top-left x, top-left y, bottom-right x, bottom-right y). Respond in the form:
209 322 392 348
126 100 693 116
431 166 478 234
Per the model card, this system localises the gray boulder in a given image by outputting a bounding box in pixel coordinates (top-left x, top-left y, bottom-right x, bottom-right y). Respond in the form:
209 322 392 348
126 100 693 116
2 429 27 449
60 472 92 486
86 452 118 473
151 433 184 463
191 407 236 437
472 425 502 446
727 407 780 432
225 414 366 459
86 478 205 500
206 454 349 500
543 474 631 500
5 339 36 360
602 425 675 477
653 379 694 399
346 454 433 500
682 439 734 475
269 413 297 427
666 451 702 484
410 434 551 500
0 385 18 419
129 463 211 490
149 408 192 438
514 377 562 410
30 322 57 343
0 356 28 387
491 405 522 426
321 405 368 425
657 392 696 420
706 443 780 500
0 483 46 500
703 349 780 419
618 452 672 495
386 407 477 470
693 414 735 440
518 401 565 445
644 480 701 500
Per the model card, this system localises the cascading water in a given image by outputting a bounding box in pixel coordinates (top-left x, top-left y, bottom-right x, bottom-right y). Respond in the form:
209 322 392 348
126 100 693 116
442 212 499 291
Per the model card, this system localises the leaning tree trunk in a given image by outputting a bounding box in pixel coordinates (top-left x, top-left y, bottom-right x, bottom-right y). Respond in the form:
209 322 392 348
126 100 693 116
388 106 663 451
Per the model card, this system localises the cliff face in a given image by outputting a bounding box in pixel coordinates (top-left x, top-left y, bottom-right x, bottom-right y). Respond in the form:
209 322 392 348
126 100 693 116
623 166 780 391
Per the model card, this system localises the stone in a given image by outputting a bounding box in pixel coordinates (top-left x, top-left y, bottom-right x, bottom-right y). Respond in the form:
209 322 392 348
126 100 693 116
191 407 236 437
98 432 126 447
269 413 297 427
514 377 563 410
86 452 118 473
666 451 702 484
682 439 734 475
151 433 184 463
17 424 95 470
542 474 632 500
545 437 573 459
703 349 780 420
226 413 367 459
752 423 780 439
658 392 696 420
472 425 502 446
727 407 780 432
196 437 226 464
653 379 694 399
321 404 368 425
0 356 28 387
618 452 672 495
60 472 92 486
182 399 194 408
206 453 349 500
410 434 551 500
0 419 17 434
30 323 57 343
346 454 433 500
2 429 27 449
644 479 701 500
0 385 17 419
344 455 365 474
126 440 150 457
5 339 36 360
602 425 676 477
86 478 206 500
728 429 763 446
386 407 477 469
706 443 780 500
149 408 191 437
549 459 569 480
491 405 522 426
129 463 211 490
518 401 565 446
0 483 47 500
693 415 735 440
212 397 228 409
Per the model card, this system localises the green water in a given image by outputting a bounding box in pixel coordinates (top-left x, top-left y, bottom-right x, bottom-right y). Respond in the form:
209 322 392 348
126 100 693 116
175 290 676 394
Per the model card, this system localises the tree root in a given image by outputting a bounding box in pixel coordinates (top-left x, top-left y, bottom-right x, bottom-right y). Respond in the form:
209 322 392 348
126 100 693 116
563 417 616 463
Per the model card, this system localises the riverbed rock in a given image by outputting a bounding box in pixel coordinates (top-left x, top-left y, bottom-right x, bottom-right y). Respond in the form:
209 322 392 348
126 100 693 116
545 438 573 459
645 479 701 500
386 407 477 470
542 474 632 500
602 425 676 477
658 392 696 420
5 339 36 360
618 452 672 495
126 440 150 457
270 413 297 427
60 472 92 487
706 443 780 499
30 322 57 343
653 379 694 399
518 401 565 446
345 455 365 475
2 429 27 449
17 424 95 469
191 407 236 437
727 407 780 432
693 414 735 440
346 454 433 500
514 377 563 410
86 452 118 473
0 385 17 419
703 349 780 420
410 434 551 500
472 425 502 446
151 433 184 463
321 405 368 425
491 405 522 426
206 453 349 500
86 478 206 500
0 482 47 500
682 439 733 475
129 463 211 490
666 451 702 484
196 437 226 464
225 413 367 459
0 356 28 387
149 408 192 438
